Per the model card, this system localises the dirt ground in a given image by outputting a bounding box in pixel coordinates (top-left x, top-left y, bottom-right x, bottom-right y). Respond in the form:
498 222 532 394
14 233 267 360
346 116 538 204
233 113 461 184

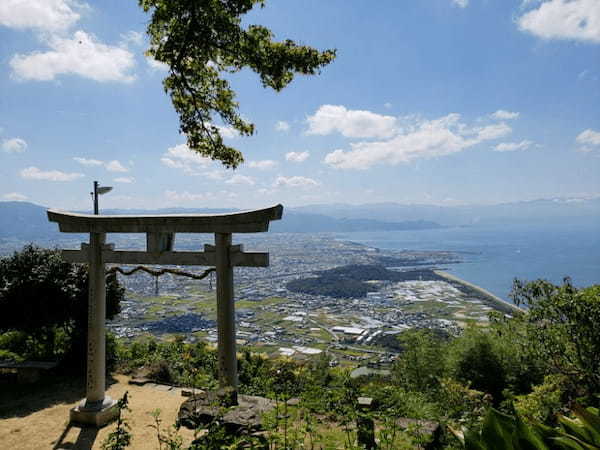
0 374 196 449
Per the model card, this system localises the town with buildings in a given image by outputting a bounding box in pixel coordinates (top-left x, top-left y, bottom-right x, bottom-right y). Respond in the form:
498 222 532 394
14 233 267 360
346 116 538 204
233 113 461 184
99 232 511 368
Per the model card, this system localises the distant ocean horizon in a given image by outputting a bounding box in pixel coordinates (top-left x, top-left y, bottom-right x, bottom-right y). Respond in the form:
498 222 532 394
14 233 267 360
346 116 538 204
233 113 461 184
335 222 600 303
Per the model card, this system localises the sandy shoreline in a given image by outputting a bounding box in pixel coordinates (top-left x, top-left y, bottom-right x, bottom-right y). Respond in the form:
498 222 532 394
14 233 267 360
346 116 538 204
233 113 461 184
433 270 523 314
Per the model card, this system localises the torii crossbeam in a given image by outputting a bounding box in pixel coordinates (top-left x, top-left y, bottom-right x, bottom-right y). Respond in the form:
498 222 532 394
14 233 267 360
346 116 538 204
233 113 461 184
48 204 283 426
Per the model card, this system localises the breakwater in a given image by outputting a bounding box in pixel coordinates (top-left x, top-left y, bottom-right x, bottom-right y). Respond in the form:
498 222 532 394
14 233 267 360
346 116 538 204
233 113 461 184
434 270 523 314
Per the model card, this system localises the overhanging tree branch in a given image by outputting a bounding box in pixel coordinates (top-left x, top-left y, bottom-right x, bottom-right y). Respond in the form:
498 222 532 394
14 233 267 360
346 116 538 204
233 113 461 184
140 0 336 168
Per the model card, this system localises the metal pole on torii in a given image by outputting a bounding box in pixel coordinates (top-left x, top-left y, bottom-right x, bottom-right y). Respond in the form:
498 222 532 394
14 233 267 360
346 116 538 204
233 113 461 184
47 204 283 426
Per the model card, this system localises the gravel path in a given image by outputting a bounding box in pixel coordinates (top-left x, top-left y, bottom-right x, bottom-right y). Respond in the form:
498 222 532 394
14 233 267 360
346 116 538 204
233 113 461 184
0 374 195 449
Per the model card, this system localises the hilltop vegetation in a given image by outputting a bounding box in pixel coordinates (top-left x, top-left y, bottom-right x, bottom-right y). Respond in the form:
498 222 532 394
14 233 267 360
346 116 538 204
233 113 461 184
287 264 451 298
1 246 599 448
0 245 124 367
286 264 443 298
105 277 599 448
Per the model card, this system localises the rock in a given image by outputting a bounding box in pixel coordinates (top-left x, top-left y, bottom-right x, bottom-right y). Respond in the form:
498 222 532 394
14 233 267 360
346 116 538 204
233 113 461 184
286 397 300 406
128 377 151 386
178 391 276 432
396 418 443 449
357 397 373 408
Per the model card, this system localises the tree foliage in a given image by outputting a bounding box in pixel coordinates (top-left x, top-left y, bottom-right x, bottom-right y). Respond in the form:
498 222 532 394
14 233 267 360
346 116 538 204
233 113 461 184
511 279 600 399
0 245 124 361
140 0 336 168
392 329 447 393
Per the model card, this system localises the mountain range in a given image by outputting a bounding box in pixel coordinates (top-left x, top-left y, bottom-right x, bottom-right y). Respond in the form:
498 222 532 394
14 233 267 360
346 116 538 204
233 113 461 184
0 202 440 241
1 197 598 242
292 197 600 226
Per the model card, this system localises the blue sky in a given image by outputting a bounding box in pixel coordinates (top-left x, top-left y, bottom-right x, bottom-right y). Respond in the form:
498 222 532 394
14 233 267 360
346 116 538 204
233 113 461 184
0 0 599 211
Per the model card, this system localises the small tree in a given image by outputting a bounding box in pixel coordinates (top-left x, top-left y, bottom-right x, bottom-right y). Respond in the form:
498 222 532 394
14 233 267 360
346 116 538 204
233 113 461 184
511 279 600 402
450 332 506 404
0 244 124 363
392 329 447 393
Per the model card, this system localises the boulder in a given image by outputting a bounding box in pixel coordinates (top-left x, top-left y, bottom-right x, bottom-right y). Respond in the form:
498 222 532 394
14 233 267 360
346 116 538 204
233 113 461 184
178 390 276 433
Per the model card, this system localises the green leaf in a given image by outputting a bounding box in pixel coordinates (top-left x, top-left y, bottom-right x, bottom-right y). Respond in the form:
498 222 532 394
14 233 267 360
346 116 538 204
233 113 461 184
550 436 591 450
464 429 486 450
514 414 549 450
560 416 594 444
572 406 600 446
480 409 516 450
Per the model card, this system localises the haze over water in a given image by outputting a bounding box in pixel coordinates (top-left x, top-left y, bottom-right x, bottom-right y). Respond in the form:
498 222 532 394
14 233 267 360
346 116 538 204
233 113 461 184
336 222 600 303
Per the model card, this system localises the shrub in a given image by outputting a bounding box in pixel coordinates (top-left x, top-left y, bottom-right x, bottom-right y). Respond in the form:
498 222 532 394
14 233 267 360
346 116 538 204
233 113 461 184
392 329 447 393
511 279 600 402
0 245 124 366
514 374 569 424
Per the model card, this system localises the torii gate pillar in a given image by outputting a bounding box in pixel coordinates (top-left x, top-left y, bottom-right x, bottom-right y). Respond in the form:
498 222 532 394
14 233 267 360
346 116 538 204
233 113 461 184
48 205 283 426
69 231 117 426
215 232 237 393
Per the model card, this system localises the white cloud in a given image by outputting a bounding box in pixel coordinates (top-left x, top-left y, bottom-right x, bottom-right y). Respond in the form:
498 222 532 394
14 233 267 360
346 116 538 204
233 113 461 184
578 69 599 81
114 177 134 183
105 160 129 173
164 190 208 203
0 0 83 32
2 192 28 201
203 170 226 180
494 140 535 151
248 160 277 170
306 105 397 139
452 0 469 7
73 157 130 173
285 151 310 163
73 156 103 166
146 56 169 72
10 30 136 82
20 166 84 181
226 174 255 185
160 144 213 174
475 122 512 140
576 128 600 152
120 30 143 46
2 137 27 153
215 124 238 139
576 128 600 145
275 121 290 132
518 0 600 43
323 113 512 170
491 110 520 120
274 175 320 189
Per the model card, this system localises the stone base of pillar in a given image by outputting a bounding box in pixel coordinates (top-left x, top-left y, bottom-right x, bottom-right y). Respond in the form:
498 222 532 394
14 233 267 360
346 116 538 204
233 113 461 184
70 396 118 427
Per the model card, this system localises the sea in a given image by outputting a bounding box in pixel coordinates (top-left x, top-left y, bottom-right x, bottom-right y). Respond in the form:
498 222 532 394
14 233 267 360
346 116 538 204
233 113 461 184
335 222 600 304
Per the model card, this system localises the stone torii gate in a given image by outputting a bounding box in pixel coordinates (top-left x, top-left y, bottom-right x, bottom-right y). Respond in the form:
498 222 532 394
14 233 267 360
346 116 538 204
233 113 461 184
47 204 283 426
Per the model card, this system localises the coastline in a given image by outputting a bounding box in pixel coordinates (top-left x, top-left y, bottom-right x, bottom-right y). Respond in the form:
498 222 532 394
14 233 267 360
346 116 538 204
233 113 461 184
433 270 523 314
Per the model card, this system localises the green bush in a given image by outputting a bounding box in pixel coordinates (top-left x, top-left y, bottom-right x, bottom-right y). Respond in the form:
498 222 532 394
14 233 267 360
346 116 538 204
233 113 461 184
513 375 568 424
392 329 448 393
448 330 507 404
0 245 124 366
511 279 600 402
453 404 600 449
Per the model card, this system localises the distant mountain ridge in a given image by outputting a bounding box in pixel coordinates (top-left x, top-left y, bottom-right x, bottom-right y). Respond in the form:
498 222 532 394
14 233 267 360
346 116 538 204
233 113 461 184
0 202 440 241
292 197 600 226
1 196 597 242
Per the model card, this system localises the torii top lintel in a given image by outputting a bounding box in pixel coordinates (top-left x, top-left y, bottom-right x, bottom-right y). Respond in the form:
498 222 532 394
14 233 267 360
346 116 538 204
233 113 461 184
47 204 283 234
